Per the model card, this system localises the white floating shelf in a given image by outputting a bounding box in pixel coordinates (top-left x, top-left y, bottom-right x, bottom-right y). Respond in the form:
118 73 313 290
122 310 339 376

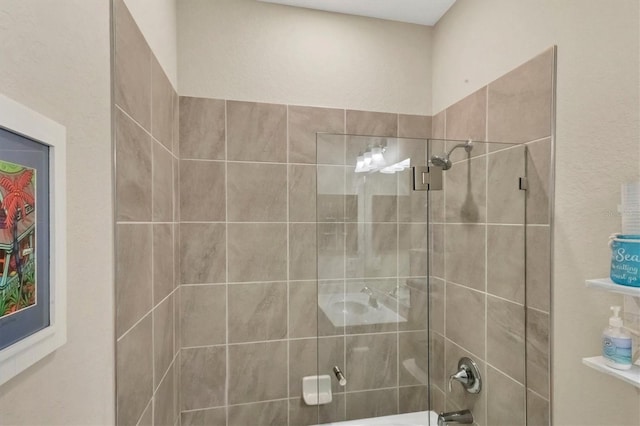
585 278 640 297
582 356 640 389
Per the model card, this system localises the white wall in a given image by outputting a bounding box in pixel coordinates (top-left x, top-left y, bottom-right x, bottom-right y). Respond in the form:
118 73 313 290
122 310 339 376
123 0 178 88
0 1 114 424
178 0 432 115
433 1 640 425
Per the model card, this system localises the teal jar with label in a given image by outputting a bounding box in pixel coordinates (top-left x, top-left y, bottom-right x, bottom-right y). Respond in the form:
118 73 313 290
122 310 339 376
609 234 640 287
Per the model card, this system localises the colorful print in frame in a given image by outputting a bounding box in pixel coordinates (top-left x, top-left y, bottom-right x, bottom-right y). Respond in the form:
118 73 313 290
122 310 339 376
0 125 50 352
0 159 36 319
0 93 65 387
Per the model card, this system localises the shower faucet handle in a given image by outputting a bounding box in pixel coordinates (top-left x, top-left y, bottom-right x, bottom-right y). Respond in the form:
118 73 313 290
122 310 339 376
448 357 481 394
448 368 470 392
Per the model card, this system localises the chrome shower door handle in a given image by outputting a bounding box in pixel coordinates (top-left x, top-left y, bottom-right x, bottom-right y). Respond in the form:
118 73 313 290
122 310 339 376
333 366 346 386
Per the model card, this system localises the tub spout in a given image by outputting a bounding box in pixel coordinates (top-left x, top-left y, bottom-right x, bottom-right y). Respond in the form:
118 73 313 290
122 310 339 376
437 409 473 426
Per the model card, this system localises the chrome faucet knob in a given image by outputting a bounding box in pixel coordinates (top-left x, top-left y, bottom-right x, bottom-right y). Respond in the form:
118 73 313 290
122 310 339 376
360 285 373 295
448 369 470 392
447 357 481 394
360 285 379 309
388 285 404 298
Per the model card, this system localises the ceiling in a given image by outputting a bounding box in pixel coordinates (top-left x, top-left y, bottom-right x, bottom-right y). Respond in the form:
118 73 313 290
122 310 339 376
257 0 457 26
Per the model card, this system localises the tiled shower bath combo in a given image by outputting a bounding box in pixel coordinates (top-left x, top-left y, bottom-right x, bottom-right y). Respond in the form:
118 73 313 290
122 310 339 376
177 103 433 425
114 0 553 424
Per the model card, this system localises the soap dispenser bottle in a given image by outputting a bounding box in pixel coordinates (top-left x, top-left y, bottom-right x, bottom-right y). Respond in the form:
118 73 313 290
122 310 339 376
602 306 632 370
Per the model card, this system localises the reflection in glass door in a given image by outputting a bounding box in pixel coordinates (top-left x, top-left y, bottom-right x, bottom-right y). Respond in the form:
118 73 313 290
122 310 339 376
314 134 431 424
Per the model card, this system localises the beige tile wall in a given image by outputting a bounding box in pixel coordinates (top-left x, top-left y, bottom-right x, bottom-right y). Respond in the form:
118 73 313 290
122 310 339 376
429 49 554 425
178 96 434 425
114 5 552 424
114 0 181 425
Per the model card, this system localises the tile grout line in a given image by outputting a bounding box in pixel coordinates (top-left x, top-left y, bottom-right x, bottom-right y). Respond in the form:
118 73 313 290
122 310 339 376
172 273 177 420
224 99 230 426
485 360 527 390
527 387 550 403
312 329 429 341
394 116 400 416
528 305 551 316
428 222 544 227
174 221 435 225
443 336 525 388
285 104 291 426
135 397 153 426
154 349 180 396
173 97 180 422
484 85 490 425
343 109 348 422
180 380 433 417
117 284 178 343
179 275 432 287
170 86 177 420
444 268 512 298
115 104 174 159
293 325 398 341
117 221 176 225
149 49 156 426
485 290 528 308
181 158 333 166
176 93 182 426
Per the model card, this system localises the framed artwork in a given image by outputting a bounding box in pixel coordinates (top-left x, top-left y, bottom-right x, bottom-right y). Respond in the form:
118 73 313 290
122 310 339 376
0 94 66 386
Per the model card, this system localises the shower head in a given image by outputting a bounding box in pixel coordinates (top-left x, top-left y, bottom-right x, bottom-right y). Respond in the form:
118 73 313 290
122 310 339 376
430 153 452 170
430 140 474 171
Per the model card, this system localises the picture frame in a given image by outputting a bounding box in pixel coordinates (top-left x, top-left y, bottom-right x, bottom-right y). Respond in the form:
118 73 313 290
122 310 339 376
0 94 67 386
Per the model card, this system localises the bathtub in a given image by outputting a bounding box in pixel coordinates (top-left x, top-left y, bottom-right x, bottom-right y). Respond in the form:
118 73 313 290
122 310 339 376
320 411 439 426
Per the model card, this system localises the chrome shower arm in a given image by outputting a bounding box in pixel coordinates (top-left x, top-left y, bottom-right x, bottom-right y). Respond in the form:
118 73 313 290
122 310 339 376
446 139 474 156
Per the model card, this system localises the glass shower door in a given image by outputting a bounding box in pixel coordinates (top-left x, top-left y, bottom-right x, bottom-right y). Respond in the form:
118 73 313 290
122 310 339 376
314 134 431 424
